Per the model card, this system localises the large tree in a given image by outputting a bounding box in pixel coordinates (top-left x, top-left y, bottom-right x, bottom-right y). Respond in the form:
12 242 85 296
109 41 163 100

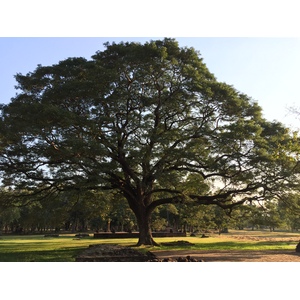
1 38 300 245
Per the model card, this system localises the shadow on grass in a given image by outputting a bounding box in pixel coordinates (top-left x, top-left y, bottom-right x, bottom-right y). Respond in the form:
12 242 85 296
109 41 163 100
0 247 83 262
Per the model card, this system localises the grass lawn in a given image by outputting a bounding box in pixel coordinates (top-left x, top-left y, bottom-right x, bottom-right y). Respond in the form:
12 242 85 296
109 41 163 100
0 230 299 262
0 234 134 262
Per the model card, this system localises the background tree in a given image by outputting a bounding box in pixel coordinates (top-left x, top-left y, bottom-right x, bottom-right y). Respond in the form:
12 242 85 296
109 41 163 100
107 192 136 232
260 201 284 231
227 205 253 230
1 38 300 245
276 194 300 231
0 206 20 233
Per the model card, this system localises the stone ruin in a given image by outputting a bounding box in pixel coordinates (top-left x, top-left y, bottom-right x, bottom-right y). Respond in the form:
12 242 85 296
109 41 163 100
75 244 204 262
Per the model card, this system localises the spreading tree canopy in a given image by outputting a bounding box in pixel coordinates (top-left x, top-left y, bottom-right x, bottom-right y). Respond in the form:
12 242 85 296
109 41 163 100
1 38 300 245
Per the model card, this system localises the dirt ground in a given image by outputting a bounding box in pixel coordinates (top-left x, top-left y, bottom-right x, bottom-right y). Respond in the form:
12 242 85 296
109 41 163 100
151 249 300 262
152 232 300 262
76 231 300 262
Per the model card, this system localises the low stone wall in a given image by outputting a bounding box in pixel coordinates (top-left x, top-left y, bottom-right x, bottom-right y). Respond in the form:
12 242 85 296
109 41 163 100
152 232 187 237
75 244 204 262
93 232 186 239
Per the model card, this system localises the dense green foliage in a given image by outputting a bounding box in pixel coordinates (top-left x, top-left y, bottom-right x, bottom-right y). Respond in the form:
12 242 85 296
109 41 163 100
1 38 300 245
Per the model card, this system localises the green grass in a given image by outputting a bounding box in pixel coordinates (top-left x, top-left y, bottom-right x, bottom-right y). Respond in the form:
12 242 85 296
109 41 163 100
0 230 299 262
141 235 298 252
0 235 137 262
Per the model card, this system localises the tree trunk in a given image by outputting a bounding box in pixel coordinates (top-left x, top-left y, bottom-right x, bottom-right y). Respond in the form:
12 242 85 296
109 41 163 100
125 191 159 246
107 219 111 232
136 218 158 246
134 206 159 246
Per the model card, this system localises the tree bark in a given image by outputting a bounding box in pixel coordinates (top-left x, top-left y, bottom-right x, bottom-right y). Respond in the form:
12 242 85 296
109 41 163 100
134 205 159 246
136 218 158 246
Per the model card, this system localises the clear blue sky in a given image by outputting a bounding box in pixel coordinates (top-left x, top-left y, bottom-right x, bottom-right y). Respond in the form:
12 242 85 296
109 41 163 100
1 37 300 129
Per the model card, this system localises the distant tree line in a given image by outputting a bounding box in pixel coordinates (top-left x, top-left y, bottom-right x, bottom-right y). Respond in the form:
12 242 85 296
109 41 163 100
1 189 300 234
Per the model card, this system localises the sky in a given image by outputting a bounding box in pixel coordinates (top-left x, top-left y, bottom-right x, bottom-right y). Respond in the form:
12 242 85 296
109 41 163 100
1 37 300 130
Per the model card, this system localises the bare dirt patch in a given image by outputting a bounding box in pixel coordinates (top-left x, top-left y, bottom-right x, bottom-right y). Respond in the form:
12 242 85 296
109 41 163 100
152 232 300 262
151 249 300 262
77 244 300 262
